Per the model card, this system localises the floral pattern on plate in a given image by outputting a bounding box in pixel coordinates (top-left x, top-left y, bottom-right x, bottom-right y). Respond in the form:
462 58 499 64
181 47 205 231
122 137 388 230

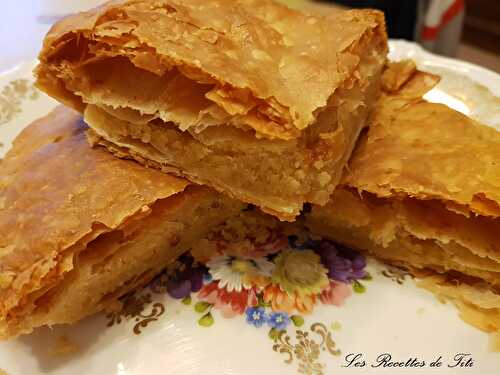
0 79 39 127
159 236 370 331
105 231 372 374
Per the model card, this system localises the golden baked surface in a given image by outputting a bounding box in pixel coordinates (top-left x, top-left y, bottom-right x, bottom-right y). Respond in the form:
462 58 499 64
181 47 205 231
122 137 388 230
34 0 388 220
0 107 245 338
307 61 500 339
36 0 386 139
308 187 500 286
344 60 500 217
0 106 187 279
84 83 373 221
307 188 500 337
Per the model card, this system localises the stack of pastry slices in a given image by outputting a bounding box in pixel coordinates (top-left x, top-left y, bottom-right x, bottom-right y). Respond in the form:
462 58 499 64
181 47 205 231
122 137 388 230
1 0 498 344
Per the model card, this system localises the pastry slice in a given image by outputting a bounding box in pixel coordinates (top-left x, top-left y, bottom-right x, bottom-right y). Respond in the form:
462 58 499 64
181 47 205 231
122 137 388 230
0 106 243 339
35 0 388 220
306 61 500 335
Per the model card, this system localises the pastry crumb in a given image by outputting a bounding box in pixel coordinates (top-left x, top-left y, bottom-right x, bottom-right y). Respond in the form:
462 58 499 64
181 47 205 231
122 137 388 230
0 368 9 375
49 336 80 356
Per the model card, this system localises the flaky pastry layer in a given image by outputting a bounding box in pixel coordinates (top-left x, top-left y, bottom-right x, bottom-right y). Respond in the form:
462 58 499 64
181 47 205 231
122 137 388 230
35 0 387 139
306 188 500 338
83 40 385 220
306 61 500 338
343 60 500 218
34 1 388 220
0 107 242 338
307 188 500 287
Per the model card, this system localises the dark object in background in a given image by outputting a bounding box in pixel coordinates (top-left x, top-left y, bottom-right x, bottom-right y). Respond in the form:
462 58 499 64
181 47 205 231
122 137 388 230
327 0 418 41
463 0 500 55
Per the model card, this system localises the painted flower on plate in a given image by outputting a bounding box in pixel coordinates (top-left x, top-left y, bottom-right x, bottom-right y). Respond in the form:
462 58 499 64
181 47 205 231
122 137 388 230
155 255 205 299
268 312 291 331
271 249 329 297
245 307 268 328
315 242 367 282
198 281 258 318
319 280 352 306
263 284 317 314
207 255 274 292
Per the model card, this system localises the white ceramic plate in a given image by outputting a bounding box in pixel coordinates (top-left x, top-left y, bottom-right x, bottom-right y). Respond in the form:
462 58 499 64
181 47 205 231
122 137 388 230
0 41 499 375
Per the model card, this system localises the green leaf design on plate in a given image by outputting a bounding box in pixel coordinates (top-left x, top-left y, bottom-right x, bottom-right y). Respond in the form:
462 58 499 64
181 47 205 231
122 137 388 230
198 312 214 327
257 293 271 308
353 280 366 294
194 301 211 313
291 315 304 327
181 296 192 305
268 327 281 342
362 273 373 281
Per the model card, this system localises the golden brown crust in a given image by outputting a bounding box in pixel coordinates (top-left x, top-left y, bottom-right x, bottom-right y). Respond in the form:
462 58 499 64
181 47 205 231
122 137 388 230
310 64 500 275
0 106 189 325
306 62 500 339
417 275 500 333
36 0 387 139
0 106 187 275
0 106 246 338
343 62 500 217
77 34 386 221
306 188 500 340
34 0 388 221
1 184 242 339
307 188 500 285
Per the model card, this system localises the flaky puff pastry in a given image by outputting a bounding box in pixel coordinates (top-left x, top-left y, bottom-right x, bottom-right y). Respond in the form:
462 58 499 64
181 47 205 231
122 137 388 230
34 0 387 220
345 60 500 218
306 61 500 339
35 0 386 139
0 107 243 339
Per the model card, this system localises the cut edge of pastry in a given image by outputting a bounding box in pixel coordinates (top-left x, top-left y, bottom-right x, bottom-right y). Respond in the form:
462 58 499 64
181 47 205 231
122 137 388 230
305 187 500 347
86 128 301 221
308 188 500 285
417 273 500 334
0 185 244 339
0 194 166 338
80 38 386 221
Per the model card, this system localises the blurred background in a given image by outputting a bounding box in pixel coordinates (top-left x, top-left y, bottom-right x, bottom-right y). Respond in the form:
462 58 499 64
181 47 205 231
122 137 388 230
290 0 500 73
